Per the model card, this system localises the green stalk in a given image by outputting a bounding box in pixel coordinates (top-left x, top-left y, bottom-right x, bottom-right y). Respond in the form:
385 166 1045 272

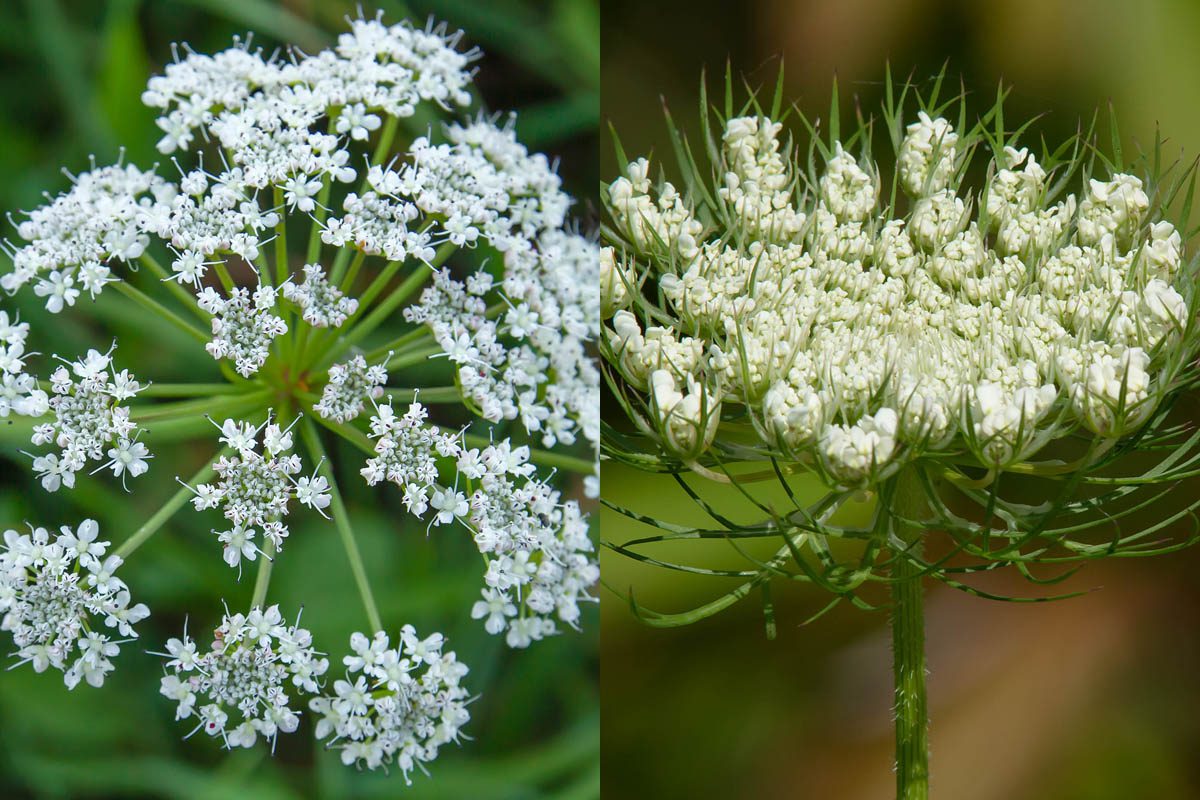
250 539 275 607
316 263 433 369
386 345 443 371
339 250 367 293
139 383 258 398
306 178 333 264
114 455 220 559
890 466 930 800
382 386 461 403
111 281 209 345
273 186 289 286
137 253 208 321
363 326 434 362
133 388 272 423
300 418 383 632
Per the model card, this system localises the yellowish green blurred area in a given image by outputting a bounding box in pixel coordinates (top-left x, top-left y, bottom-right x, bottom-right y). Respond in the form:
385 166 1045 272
602 0 1200 797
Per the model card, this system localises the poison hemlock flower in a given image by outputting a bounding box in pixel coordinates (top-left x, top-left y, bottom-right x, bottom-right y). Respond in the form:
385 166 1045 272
0 520 148 689
0 9 596 778
310 627 469 779
184 415 327 570
157 604 328 750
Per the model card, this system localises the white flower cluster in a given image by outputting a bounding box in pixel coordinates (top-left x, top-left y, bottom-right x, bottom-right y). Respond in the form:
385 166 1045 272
310 627 469 777
0 310 47 418
29 348 150 492
281 263 358 328
361 399 597 645
2 161 167 311
187 417 330 570
0 520 149 689
315 354 388 422
360 400 463 519
606 111 1193 485
406 230 601 449
198 285 288 377
143 15 475 182
461 440 598 647
158 605 328 749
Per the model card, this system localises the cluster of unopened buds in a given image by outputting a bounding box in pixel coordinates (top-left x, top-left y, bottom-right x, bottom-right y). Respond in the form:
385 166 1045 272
0 11 597 778
603 102 1192 486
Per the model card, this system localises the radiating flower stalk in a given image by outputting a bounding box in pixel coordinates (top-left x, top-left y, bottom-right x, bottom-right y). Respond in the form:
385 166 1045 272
601 70 1200 798
0 12 598 781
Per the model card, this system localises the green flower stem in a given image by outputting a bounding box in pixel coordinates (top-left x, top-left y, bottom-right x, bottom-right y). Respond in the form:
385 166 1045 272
327 243 356 287
139 382 260 398
214 261 236 292
300 417 383 632
306 408 374 455
114 455 220 559
890 466 930 800
462 432 595 475
371 114 400 166
339 250 367 293
250 538 275 607
382 386 461 403
354 259 404 312
320 264 433 363
111 281 209 345
137 253 207 321
132 388 273 423
363 326 434 362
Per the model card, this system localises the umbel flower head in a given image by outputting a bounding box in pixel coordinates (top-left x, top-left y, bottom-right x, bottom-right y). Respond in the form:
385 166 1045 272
0 9 597 779
157 604 328 750
310 626 470 779
601 70 1200 617
0 519 148 689
602 68 1200 800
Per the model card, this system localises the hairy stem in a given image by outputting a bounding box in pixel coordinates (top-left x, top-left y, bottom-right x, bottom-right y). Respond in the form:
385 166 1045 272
890 466 930 800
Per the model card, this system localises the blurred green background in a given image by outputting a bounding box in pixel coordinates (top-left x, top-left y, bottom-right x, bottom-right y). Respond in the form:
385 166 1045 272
602 1 1200 798
0 1 598 798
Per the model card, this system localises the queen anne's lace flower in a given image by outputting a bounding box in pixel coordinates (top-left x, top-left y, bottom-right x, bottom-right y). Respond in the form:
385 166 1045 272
28 347 150 492
0 519 149 688
606 109 1194 486
157 605 328 749
406 229 600 449
310 627 469 777
0 7 597 776
460 441 598 647
186 417 329 570
1 160 168 310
